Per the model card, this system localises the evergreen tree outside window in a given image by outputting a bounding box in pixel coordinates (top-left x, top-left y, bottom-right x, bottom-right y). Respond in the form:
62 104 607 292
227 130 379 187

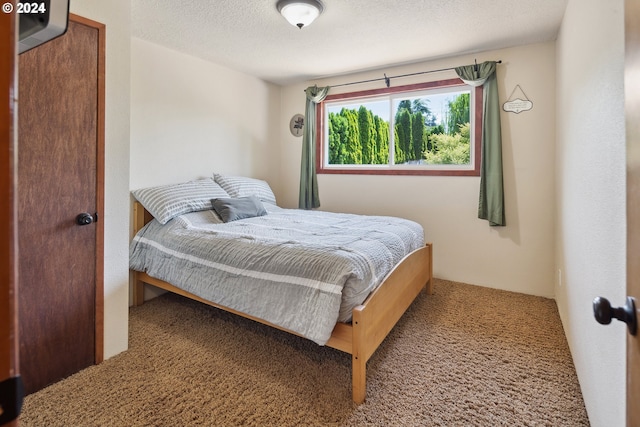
317 79 482 176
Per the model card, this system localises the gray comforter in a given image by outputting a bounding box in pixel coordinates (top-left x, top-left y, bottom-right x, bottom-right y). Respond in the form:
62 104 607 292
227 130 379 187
129 204 425 345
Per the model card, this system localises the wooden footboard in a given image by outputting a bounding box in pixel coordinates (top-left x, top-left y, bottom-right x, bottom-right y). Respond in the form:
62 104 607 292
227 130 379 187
131 201 433 403
350 243 432 403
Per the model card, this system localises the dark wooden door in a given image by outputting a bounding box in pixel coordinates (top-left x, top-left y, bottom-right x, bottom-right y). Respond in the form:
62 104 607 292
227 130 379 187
626 0 640 424
17 16 104 395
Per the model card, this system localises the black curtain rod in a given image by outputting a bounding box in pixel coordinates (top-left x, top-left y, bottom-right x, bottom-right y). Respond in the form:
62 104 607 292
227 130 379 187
312 60 502 90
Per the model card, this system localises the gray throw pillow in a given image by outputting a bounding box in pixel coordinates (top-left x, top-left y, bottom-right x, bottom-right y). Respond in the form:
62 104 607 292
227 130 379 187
211 196 267 223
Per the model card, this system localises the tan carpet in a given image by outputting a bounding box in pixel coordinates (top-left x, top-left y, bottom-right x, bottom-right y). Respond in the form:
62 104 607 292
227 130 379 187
20 279 589 426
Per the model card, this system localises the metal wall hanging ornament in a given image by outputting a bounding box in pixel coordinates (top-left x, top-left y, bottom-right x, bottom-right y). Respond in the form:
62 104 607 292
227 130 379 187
503 84 533 114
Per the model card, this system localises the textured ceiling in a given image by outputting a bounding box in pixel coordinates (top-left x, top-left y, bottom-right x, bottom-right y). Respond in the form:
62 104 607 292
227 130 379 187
131 0 568 86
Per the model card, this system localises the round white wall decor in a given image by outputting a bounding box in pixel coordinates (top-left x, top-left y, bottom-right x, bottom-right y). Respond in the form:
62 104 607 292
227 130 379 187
289 114 305 137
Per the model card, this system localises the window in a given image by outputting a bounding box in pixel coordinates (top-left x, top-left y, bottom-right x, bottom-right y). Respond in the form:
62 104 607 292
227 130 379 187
316 78 482 176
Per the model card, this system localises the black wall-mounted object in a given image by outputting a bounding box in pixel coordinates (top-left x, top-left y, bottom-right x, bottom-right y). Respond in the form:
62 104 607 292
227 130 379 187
18 0 69 54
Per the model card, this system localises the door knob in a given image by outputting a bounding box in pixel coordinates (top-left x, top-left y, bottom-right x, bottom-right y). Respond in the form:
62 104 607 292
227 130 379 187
593 296 637 336
75 212 94 226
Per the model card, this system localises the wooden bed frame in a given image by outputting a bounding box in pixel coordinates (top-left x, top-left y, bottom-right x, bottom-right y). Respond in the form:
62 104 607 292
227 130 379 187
131 201 433 403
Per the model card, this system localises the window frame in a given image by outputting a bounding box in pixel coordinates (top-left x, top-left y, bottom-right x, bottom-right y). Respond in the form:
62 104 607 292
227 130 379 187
316 78 483 176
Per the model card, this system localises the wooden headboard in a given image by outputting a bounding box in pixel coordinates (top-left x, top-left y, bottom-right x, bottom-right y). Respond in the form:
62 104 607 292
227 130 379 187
133 201 154 235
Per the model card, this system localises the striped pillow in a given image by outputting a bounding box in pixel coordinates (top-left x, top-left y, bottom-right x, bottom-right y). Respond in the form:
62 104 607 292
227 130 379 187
132 178 230 224
213 174 277 205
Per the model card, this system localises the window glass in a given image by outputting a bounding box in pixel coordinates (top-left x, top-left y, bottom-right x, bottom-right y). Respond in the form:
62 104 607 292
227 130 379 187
318 79 481 176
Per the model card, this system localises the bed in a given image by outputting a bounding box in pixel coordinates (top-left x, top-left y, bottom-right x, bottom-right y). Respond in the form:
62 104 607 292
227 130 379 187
129 175 433 403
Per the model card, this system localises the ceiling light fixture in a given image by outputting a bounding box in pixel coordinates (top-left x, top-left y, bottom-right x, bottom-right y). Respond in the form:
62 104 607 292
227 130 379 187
276 0 324 29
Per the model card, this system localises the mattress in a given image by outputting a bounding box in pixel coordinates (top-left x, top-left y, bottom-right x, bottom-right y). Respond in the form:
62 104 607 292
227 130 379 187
130 204 425 345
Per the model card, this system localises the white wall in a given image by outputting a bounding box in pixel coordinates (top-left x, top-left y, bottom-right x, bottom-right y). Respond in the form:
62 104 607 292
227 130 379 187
555 0 626 425
69 1 131 359
129 38 281 190
279 42 557 297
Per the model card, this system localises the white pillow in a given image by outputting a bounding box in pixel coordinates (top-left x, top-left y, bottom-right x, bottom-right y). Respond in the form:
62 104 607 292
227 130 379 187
213 174 277 205
132 178 229 224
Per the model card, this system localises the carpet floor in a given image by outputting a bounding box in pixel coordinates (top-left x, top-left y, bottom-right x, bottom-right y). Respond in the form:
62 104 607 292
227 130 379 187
19 279 589 426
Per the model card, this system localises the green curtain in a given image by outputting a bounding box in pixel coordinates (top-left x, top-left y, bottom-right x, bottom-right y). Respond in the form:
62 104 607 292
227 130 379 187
455 61 505 226
299 85 330 209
